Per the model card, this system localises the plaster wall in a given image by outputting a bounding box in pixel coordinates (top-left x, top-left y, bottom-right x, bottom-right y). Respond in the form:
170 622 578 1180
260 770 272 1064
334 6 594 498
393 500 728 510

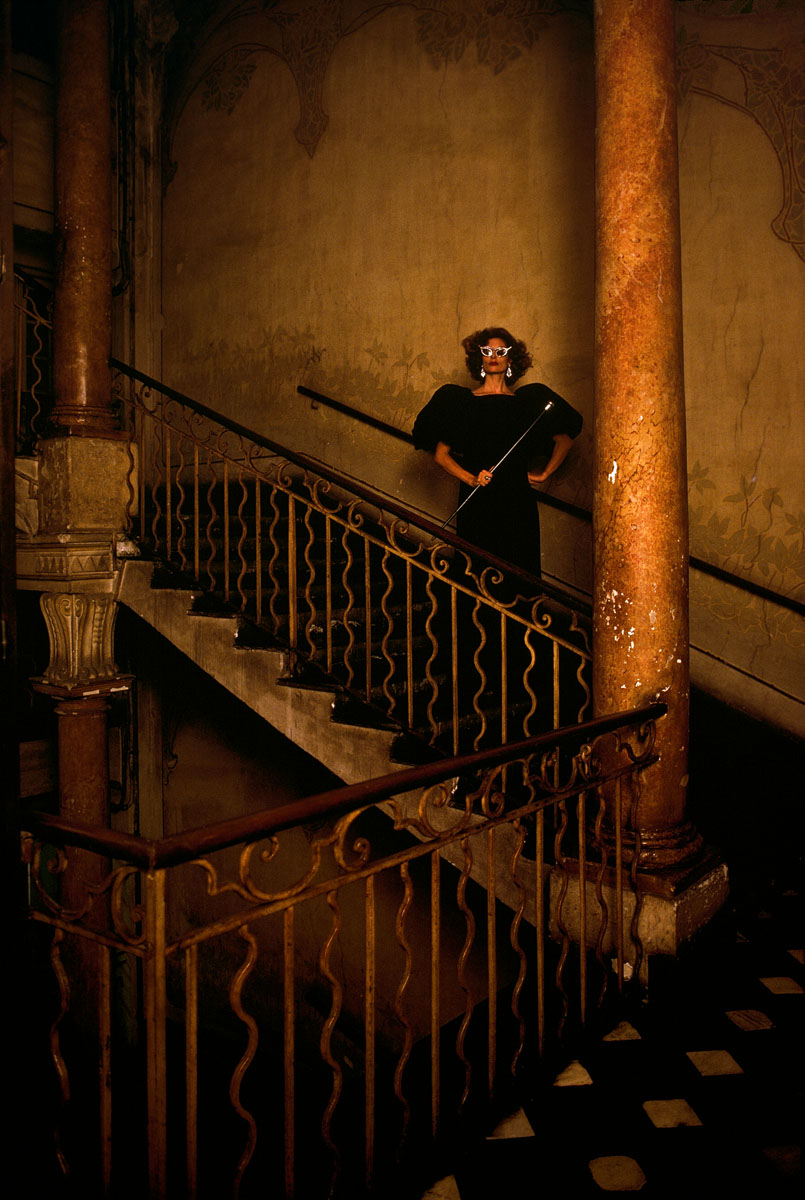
152 0 802 732
676 6 804 732
160 3 596 521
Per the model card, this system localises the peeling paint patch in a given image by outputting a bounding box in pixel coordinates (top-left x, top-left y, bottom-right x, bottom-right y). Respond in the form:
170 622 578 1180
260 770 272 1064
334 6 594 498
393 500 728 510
607 460 618 483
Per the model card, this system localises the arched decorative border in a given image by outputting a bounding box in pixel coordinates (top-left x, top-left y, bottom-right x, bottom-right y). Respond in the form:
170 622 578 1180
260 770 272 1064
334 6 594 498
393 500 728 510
162 0 587 176
678 29 805 261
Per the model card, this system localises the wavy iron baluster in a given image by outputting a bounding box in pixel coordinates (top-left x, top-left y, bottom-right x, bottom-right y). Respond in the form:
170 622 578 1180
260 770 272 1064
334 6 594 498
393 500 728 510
455 837 476 1112
450 590 459 755
283 907 296 1199
363 537 373 701
123 424 137 537
364 878 375 1193
266 485 284 639
592 783 612 1009
319 892 344 1194
393 863 414 1161
423 575 441 746
509 816 529 1076
577 790 588 1026
192 444 200 583
302 502 319 663
379 550 397 719
185 944 199 1200
627 771 645 986
254 479 262 625
49 928 71 1180
552 796 571 1041
165 426 173 560
28 300 47 442
229 926 259 1199
405 562 415 732
535 806 546 1056
339 527 357 691
174 435 188 573
222 461 230 602
486 823 497 1096
471 600 489 751
149 417 165 556
576 650 592 724
287 495 298 653
235 471 250 613
521 628 539 736
203 452 220 594
430 851 441 1138
325 515 334 673
614 778 625 992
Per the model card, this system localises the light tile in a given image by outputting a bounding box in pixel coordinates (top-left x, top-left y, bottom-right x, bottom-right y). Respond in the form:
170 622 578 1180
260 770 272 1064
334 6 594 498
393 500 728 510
603 1020 641 1042
487 1108 535 1139
726 1008 774 1031
642 1099 702 1128
553 1059 593 1087
589 1155 647 1192
787 948 804 965
419 1175 461 1200
686 1050 743 1076
760 976 803 994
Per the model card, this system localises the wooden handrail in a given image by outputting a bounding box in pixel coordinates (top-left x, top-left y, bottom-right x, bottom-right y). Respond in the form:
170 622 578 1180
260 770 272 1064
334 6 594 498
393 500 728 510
112 361 802 617
110 358 592 615
24 703 666 868
296 379 804 618
298 385 414 444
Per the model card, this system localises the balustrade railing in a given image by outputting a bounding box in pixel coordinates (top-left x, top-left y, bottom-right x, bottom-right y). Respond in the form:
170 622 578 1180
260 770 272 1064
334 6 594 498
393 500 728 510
22 703 664 1199
14 271 54 453
111 363 592 758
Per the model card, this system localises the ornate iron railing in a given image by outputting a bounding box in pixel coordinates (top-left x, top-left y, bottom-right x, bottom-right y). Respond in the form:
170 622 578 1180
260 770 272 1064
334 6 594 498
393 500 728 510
111 362 592 758
14 270 54 453
22 703 664 1199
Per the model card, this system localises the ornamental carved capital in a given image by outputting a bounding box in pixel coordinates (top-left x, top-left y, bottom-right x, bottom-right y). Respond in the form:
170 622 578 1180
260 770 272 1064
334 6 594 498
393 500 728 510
39 592 120 687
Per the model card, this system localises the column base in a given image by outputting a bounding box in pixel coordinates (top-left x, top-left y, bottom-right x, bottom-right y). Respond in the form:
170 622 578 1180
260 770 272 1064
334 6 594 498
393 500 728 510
549 851 729 977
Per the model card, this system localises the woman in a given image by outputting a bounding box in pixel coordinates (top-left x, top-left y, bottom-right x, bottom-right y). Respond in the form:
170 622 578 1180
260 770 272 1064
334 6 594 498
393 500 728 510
413 327 582 574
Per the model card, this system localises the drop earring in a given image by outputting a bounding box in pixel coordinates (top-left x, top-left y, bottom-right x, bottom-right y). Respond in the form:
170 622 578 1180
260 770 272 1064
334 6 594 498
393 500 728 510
506 365 513 378
480 367 485 379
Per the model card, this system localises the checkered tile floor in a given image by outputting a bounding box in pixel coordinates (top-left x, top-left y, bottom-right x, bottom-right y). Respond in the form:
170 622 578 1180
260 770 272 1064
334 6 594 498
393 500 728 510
417 882 802 1198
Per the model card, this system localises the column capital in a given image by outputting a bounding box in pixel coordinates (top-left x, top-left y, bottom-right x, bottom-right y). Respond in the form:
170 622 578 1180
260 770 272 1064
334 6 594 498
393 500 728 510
35 590 122 689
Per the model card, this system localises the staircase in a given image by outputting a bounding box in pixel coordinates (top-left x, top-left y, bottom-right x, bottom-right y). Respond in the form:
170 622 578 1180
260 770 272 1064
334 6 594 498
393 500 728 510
117 555 405 792
113 362 593 784
16 382 674 1200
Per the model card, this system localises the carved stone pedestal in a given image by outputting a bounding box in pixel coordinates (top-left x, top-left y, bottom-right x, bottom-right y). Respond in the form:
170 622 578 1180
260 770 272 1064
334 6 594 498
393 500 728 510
549 854 729 987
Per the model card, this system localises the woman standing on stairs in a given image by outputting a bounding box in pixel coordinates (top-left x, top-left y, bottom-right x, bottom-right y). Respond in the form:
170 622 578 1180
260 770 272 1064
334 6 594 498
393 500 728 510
412 327 582 575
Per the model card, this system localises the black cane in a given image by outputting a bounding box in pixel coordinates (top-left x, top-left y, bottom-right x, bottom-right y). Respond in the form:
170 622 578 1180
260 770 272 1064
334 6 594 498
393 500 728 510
439 400 554 530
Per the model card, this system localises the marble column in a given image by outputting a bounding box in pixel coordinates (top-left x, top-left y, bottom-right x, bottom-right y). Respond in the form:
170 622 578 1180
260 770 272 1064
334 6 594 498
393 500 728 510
54 695 111 902
52 0 116 436
593 0 700 870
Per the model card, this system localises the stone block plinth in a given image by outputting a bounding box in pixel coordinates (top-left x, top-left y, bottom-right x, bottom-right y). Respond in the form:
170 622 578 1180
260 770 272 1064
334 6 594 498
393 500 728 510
38 435 135 533
549 854 729 980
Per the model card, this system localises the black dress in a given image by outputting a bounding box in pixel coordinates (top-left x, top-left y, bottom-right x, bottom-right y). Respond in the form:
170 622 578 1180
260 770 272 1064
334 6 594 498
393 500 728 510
413 382 582 574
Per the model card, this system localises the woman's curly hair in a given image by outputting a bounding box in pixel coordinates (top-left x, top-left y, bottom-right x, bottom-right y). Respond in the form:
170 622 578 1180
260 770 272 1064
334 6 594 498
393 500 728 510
462 327 533 384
